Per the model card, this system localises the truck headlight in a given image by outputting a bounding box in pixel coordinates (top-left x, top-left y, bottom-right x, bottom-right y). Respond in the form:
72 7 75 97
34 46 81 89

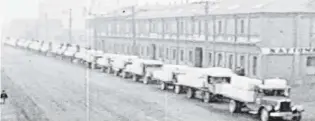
265 105 273 111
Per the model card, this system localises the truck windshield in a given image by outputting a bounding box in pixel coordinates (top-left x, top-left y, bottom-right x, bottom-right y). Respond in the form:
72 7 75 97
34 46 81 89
261 89 287 97
146 64 163 68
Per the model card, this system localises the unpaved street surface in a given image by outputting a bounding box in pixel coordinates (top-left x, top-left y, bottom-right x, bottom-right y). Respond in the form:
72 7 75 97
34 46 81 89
1 45 314 121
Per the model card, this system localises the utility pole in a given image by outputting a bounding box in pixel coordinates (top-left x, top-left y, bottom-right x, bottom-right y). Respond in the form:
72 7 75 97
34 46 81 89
45 13 48 41
68 8 72 43
131 6 137 56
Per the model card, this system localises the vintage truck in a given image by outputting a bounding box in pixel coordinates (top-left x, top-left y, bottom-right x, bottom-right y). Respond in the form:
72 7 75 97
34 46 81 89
74 47 90 64
40 41 52 55
111 55 139 77
151 64 189 90
84 50 104 69
96 53 120 73
123 59 163 84
63 44 80 61
175 67 303 121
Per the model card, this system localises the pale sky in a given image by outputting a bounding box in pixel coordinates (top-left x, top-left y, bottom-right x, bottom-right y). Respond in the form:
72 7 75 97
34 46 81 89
0 0 197 37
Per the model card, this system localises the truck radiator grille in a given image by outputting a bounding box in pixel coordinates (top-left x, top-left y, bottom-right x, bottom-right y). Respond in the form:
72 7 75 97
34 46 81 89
279 102 291 112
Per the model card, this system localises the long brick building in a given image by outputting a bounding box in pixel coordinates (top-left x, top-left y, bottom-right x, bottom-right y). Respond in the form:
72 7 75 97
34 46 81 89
88 0 315 85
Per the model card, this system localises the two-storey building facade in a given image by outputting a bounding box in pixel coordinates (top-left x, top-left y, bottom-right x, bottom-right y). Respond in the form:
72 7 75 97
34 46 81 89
89 0 315 85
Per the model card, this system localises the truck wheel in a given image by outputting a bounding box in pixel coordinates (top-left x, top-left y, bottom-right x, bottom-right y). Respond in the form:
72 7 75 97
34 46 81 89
114 71 119 76
143 77 149 84
203 92 212 103
292 112 302 121
260 109 270 121
107 68 111 74
132 74 138 82
186 88 195 99
160 82 167 90
229 100 241 113
121 72 127 79
174 85 182 94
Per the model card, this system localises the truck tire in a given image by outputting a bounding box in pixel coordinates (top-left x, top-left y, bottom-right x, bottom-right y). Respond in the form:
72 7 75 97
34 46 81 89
132 74 138 82
143 77 150 84
160 81 167 90
292 112 302 121
229 100 241 113
174 85 182 94
203 92 212 103
260 109 270 121
114 71 119 76
107 68 111 74
121 72 127 79
186 88 195 99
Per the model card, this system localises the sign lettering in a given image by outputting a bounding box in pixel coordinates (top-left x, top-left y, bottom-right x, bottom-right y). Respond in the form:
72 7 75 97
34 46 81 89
261 47 315 55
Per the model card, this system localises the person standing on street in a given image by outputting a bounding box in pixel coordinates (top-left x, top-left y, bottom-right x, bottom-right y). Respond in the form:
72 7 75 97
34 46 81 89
1 90 8 104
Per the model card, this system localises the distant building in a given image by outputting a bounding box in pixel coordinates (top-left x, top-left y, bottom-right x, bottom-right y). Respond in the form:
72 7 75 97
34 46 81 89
90 0 315 85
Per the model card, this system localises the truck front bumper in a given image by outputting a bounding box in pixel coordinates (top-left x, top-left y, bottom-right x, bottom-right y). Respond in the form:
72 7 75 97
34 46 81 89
270 112 300 120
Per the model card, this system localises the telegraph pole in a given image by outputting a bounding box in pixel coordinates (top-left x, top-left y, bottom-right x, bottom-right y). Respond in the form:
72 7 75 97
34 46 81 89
68 8 72 43
45 13 48 41
131 6 137 56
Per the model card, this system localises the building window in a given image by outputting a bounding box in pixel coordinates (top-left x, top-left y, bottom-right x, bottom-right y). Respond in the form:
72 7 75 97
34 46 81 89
198 20 202 35
252 56 257 76
141 46 145 55
218 20 222 34
189 51 193 62
240 55 245 67
217 53 222 67
307 56 315 67
180 50 184 61
240 19 245 34
180 21 184 34
159 46 164 58
208 52 212 66
173 49 177 60
228 55 233 69
166 48 169 59
147 46 150 56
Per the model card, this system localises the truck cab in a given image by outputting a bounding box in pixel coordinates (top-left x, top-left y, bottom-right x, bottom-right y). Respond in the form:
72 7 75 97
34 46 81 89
124 59 163 84
250 78 303 121
112 55 139 77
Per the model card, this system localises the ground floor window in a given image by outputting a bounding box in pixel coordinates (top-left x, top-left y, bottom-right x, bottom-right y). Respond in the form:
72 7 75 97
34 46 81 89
180 50 184 61
173 49 177 60
208 52 212 66
240 55 245 67
217 53 222 67
307 56 315 67
159 46 164 58
252 56 257 76
228 54 233 69
166 48 169 59
189 51 193 62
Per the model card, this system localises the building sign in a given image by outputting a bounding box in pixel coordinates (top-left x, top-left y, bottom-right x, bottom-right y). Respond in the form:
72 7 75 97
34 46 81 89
261 47 315 55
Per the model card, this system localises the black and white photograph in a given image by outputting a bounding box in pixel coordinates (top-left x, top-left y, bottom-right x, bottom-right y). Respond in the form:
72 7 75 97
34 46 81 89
0 0 314 121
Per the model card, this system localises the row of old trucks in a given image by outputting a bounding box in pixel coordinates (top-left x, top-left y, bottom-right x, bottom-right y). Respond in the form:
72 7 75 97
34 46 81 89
4 38 305 121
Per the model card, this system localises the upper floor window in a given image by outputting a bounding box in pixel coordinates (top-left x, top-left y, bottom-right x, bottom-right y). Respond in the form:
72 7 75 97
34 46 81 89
146 46 150 56
180 21 184 34
198 20 202 35
159 46 164 58
218 20 222 34
307 56 315 67
240 19 245 34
